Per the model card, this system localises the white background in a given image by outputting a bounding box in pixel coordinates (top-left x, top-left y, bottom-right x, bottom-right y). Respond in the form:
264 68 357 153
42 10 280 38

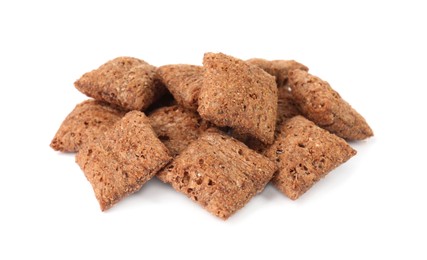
1 1 426 259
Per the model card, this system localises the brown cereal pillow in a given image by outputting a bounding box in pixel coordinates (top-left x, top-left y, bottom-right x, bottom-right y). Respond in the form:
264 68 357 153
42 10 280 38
157 64 203 111
148 105 211 157
198 52 278 144
74 57 165 111
288 69 373 140
50 99 125 152
157 131 277 220
76 111 171 211
264 116 357 200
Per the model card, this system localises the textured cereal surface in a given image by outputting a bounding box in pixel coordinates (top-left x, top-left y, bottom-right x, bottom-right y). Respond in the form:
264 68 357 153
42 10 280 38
76 111 171 211
230 85 301 152
148 105 211 157
288 69 373 140
247 58 309 87
264 116 356 200
74 57 165 111
157 131 277 220
50 99 125 152
157 65 203 111
198 53 278 144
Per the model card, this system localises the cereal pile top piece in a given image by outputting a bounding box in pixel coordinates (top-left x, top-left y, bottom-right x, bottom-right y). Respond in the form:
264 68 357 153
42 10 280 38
157 64 203 111
76 111 171 211
50 100 125 152
75 57 165 111
289 69 373 140
158 131 277 219
198 53 278 144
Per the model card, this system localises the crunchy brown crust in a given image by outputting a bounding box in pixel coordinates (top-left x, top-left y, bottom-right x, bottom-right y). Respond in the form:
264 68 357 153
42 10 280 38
50 99 125 152
264 116 356 200
74 57 166 111
247 58 309 87
157 64 203 111
198 52 278 144
76 111 171 211
157 131 277 220
148 105 211 157
288 69 373 140
230 85 301 152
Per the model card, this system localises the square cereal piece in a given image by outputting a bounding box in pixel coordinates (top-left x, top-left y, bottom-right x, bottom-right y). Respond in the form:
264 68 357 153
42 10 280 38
76 111 171 211
157 131 277 220
247 58 308 87
50 99 125 152
198 52 278 144
288 69 373 140
157 64 203 111
74 57 166 111
264 116 357 200
148 105 211 157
